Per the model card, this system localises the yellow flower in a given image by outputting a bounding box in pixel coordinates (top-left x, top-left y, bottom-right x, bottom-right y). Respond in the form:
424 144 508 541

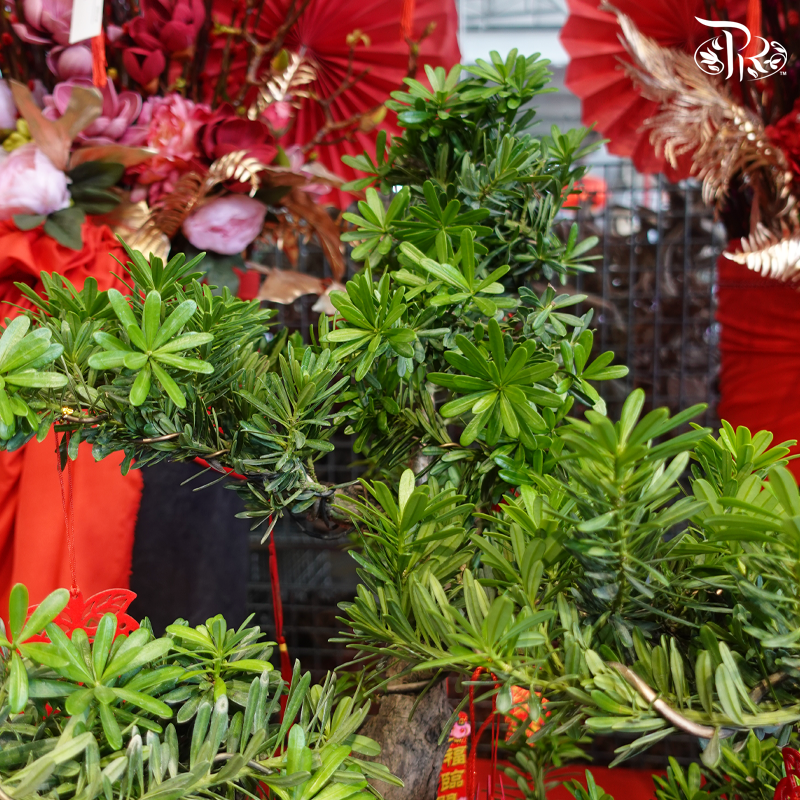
2 119 32 152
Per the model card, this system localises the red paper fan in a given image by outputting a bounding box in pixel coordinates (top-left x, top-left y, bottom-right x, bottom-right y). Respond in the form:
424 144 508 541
560 0 746 179
258 0 460 205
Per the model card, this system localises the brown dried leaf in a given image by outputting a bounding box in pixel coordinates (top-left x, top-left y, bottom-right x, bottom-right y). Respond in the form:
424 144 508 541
69 145 157 169
257 268 325 303
282 188 345 281
312 281 345 314
10 80 102 171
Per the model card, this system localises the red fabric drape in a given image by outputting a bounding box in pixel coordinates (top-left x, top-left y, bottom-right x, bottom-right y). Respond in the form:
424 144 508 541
0 220 143 620
717 250 800 480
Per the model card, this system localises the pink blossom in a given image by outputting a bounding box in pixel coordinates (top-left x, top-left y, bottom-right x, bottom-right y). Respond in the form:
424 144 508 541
128 93 209 202
0 81 16 130
182 195 267 255
0 144 71 220
12 0 72 45
140 93 209 161
46 45 93 80
261 100 293 134
44 80 145 145
284 145 328 197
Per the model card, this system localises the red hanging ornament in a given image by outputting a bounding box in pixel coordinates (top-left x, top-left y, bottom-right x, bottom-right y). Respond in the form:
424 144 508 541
466 668 501 800
437 711 470 800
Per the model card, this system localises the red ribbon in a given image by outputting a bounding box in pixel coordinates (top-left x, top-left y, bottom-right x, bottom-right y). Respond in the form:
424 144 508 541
91 33 107 88
401 0 415 39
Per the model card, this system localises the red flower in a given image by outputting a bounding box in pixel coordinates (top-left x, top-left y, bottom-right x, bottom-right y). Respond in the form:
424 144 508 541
127 0 205 55
197 103 276 164
122 48 166 94
766 100 800 181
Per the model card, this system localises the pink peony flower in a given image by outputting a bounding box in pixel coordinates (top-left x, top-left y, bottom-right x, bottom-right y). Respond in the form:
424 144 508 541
46 44 93 80
0 81 16 129
140 93 209 161
182 195 267 255
128 93 209 203
0 144 71 220
44 80 145 145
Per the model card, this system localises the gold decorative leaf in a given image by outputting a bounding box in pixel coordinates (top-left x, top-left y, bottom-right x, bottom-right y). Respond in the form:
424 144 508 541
281 187 345 281
725 223 800 282
257 268 325 303
608 4 792 219
10 80 102 171
250 51 317 121
69 144 157 169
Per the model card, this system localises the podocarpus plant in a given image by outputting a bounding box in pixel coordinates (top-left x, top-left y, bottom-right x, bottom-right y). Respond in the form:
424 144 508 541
3 49 798 800
0 582 400 800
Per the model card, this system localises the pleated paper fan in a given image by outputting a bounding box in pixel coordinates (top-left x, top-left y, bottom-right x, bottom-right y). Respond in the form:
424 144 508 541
560 0 746 179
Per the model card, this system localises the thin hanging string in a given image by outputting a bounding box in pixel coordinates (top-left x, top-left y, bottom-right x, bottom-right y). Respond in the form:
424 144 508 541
55 431 78 594
268 523 293 719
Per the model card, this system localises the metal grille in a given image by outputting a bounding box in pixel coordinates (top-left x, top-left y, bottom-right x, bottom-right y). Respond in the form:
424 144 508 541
564 163 723 433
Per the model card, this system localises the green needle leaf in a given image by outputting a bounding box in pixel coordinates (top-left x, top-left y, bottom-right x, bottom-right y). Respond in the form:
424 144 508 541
151 360 187 408
129 362 152 406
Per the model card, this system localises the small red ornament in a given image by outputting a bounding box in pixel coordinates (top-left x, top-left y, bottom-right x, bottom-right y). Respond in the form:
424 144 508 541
26 587 139 643
775 747 800 800
503 686 548 742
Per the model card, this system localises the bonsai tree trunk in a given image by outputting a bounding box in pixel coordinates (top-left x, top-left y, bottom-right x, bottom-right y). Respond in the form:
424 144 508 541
359 665 452 800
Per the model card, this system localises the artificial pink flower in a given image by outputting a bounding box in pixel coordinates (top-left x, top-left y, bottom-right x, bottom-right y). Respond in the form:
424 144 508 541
262 100 294 134
46 44 93 80
182 195 267 255
140 93 209 160
44 80 146 145
12 0 71 45
127 0 205 54
284 145 328 197
122 48 167 94
0 144 71 220
0 81 16 129
128 93 209 202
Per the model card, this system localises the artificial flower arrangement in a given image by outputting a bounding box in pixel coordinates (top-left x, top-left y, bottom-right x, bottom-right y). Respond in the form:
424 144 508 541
0 0 458 299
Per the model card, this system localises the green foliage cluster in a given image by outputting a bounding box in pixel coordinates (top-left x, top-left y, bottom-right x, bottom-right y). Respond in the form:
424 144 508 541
341 52 599 283
0 583 398 800
0 54 619 532
3 49 800 800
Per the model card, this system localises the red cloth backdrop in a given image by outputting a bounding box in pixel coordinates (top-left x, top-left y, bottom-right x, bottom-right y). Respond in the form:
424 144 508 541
717 250 800 479
0 220 143 621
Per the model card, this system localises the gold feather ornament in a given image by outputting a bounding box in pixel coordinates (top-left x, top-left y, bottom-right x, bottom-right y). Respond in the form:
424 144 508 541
607 4 792 217
725 224 800 281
